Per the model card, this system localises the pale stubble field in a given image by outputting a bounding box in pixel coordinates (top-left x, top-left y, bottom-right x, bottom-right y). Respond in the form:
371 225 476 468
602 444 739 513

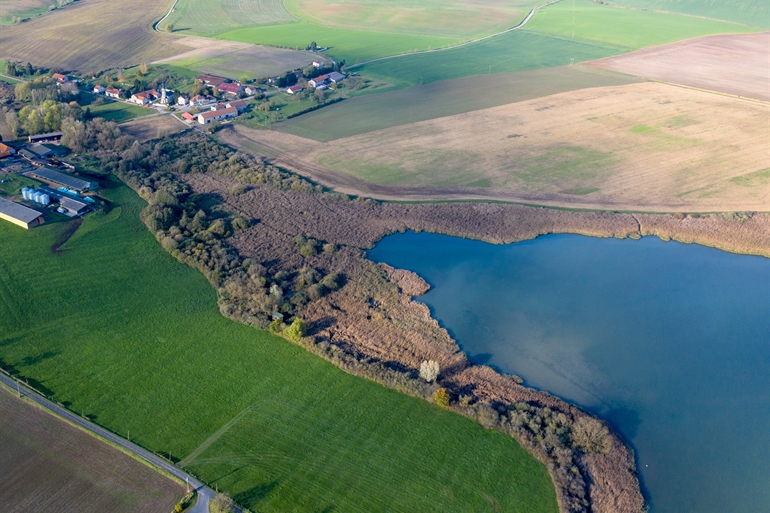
223 82 769 212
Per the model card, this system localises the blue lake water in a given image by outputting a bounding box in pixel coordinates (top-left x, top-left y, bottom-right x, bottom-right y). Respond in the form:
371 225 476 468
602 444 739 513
368 232 770 513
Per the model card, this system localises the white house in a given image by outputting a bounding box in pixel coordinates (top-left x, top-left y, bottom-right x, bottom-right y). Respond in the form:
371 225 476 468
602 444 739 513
312 60 324 68
198 106 237 124
105 87 121 98
308 74 329 88
287 85 304 94
177 95 189 106
129 89 159 105
93 84 105 94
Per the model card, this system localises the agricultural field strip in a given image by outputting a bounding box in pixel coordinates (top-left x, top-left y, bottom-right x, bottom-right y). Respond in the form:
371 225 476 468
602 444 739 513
227 82 769 212
0 373 212 508
603 0 769 29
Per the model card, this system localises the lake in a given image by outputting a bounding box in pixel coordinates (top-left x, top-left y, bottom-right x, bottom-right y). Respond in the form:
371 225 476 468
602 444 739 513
368 232 770 513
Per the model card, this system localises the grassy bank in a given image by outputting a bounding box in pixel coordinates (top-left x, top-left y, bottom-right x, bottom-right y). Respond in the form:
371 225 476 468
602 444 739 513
0 177 558 512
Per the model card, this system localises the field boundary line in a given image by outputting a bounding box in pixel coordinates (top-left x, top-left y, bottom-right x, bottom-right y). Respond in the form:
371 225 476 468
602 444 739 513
346 0 561 69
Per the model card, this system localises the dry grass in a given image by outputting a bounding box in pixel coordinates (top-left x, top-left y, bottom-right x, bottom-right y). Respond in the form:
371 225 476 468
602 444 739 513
0 0 187 72
586 32 770 101
120 115 186 142
222 82 770 212
0 386 182 513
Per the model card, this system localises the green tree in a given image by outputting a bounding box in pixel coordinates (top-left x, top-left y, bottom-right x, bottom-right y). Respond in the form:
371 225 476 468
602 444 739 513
284 318 307 341
165 23 174 33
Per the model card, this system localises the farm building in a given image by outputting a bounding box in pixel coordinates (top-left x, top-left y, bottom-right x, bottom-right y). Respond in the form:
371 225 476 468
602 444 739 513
25 143 67 158
287 85 304 94
196 74 227 87
217 83 243 96
93 84 106 94
312 60 324 68
0 143 15 159
226 99 247 112
25 167 93 192
130 89 159 105
308 74 329 88
198 106 237 124
0 197 43 229
181 112 196 122
29 132 62 143
52 73 69 83
105 87 121 98
58 196 88 216
328 71 346 83
244 85 261 95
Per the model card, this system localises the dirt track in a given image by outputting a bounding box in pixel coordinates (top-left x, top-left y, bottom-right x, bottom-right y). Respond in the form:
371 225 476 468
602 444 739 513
585 32 770 101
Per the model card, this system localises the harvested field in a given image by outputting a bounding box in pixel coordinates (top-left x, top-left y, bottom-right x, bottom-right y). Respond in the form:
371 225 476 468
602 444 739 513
154 37 315 80
222 82 770 212
0 0 187 72
0 386 182 513
278 66 642 141
586 31 770 101
120 115 186 142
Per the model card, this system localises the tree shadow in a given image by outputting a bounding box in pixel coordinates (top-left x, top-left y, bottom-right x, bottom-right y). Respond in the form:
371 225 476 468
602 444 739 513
234 480 279 507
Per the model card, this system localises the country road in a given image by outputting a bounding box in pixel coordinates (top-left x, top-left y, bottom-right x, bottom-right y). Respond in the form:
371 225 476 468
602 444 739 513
0 372 217 513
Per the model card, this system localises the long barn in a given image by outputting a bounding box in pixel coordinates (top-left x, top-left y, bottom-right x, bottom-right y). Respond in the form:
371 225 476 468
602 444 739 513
0 197 43 229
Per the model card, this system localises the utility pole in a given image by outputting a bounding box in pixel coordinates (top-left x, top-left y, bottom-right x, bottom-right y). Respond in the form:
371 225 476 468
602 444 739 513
16 380 21 398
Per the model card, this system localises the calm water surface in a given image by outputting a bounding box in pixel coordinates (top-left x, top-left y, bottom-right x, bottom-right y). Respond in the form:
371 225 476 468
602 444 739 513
369 233 770 513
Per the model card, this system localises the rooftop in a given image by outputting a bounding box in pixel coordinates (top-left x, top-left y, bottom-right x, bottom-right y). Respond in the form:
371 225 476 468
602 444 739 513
0 197 43 224
27 167 92 191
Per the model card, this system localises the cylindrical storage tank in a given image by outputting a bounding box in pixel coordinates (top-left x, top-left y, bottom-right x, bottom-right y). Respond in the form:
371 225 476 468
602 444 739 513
32 192 40 203
40 194 50 206
22 187 31 200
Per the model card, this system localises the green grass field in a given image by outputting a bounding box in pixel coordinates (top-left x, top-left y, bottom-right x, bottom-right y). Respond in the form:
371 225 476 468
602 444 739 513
81 97 149 123
605 0 769 28
217 22 457 65
0 178 558 512
524 0 758 50
285 0 537 38
355 30 626 89
164 0 295 37
278 66 641 141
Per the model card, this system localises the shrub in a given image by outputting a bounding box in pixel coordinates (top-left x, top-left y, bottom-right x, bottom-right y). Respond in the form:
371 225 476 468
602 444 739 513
434 388 450 407
571 417 612 454
419 360 439 382
284 318 307 341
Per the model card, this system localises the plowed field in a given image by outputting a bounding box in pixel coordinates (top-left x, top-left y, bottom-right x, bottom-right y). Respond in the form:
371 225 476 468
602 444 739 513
586 32 770 101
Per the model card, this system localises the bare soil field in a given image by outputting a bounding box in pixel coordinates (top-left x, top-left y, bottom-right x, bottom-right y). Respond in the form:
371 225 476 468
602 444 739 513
0 386 182 513
154 37 315 80
221 82 770 212
585 32 770 101
0 0 187 72
121 115 186 142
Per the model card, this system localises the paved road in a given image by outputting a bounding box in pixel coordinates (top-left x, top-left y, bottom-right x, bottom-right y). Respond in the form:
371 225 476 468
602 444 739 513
0 373 216 513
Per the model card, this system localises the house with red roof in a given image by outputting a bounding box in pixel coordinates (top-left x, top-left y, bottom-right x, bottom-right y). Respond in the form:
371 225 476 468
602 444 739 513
52 73 69 83
197 106 237 124
217 83 244 96
287 85 304 94
129 89 159 105
105 87 122 99
308 74 329 88
196 74 227 87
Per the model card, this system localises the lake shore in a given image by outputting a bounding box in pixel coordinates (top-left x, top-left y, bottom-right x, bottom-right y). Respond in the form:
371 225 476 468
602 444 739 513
176 164 767 513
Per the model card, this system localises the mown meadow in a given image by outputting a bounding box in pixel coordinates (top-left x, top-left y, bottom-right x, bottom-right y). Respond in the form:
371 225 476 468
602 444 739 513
524 0 759 50
0 178 558 512
605 0 769 29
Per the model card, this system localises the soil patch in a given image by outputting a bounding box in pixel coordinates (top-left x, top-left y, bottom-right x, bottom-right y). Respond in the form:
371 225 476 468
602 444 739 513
50 217 83 254
0 386 182 513
585 32 770 101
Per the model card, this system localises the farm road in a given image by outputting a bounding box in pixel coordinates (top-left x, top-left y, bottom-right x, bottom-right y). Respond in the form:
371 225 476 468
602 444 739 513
0 372 217 513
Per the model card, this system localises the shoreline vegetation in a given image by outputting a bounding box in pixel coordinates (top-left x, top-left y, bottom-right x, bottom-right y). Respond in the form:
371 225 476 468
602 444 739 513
97 130 768 513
